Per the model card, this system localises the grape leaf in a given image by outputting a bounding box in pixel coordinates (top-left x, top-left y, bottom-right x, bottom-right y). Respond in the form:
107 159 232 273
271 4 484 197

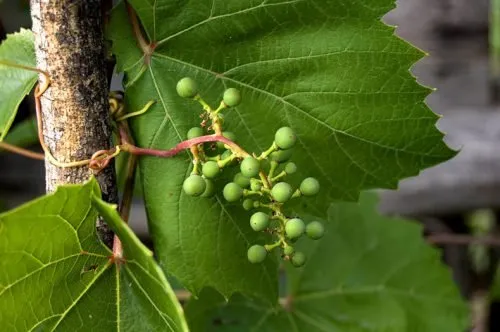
0 178 188 331
185 193 469 332
3 117 38 148
0 28 37 140
107 0 455 303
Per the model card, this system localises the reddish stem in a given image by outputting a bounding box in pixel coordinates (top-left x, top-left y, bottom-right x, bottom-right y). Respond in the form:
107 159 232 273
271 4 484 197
120 131 249 159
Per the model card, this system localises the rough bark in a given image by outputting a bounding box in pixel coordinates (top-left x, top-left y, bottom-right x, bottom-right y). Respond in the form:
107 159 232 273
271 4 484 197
30 0 117 245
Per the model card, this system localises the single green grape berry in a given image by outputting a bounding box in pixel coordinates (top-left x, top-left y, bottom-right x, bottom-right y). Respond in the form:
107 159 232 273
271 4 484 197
306 221 325 240
285 218 305 239
250 212 270 232
240 157 260 178
223 88 242 107
285 162 297 174
283 245 295 256
201 179 215 198
187 127 204 139
291 252 306 267
300 177 320 196
176 77 198 98
271 182 293 203
270 149 293 163
183 174 206 196
274 127 296 150
242 199 254 211
250 180 262 192
202 161 220 178
223 182 243 202
247 245 267 264
234 173 251 188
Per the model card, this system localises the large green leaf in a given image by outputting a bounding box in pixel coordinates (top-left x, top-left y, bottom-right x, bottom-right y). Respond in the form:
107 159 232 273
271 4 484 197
0 179 188 331
185 193 469 332
108 0 455 302
0 28 37 140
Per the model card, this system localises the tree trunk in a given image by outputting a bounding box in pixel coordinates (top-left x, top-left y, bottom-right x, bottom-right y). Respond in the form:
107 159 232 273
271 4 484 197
30 0 117 245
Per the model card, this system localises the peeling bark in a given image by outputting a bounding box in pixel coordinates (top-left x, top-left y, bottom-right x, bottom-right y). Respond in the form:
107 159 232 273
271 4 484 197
31 0 117 245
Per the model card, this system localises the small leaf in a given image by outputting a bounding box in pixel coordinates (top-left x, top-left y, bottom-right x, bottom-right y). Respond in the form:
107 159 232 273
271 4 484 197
0 178 188 331
186 193 469 332
0 28 37 140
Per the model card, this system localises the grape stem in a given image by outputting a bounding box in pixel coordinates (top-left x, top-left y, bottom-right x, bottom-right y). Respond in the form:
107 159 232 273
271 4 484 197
271 170 287 182
120 129 250 159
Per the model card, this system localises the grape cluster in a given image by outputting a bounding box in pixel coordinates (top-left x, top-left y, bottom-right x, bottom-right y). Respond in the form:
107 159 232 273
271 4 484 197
177 77 325 268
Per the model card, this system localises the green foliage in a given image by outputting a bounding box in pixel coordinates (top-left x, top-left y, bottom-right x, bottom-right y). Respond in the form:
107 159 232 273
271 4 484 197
185 193 468 332
0 179 188 331
0 28 37 140
3 117 38 147
107 0 456 302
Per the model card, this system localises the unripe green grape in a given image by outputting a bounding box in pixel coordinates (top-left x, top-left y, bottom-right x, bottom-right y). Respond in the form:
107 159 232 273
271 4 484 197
183 174 206 196
247 245 267 264
270 149 293 163
223 88 242 107
250 212 270 231
300 177 320 196
283 245 295 256
306 221 325 240
291 252 306 267
223 182 243 202
201 179 215 198
284 162 297 174
271 182 293 203
240 157 260 178
242 199 254 211
202 161 220 178
187 127 204 139
250 180 262 192
234 173 251 188
285 218 305 239
176 77 198 98
274 127 296 149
